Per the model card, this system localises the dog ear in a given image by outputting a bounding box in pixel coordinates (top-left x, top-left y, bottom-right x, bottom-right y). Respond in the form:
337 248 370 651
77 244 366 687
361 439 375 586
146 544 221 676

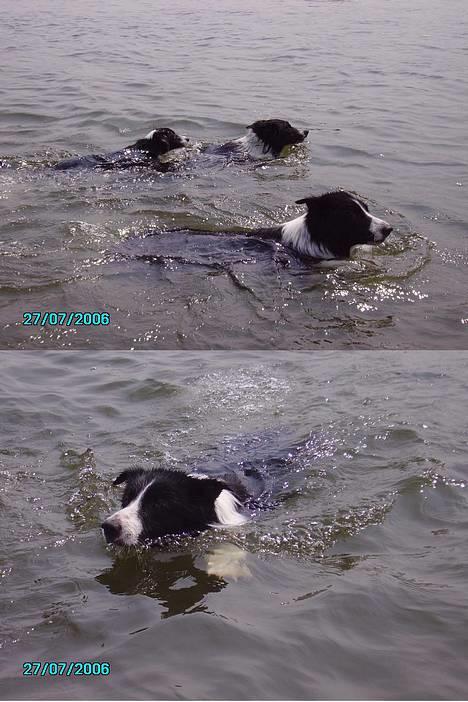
188 476 226 501
247 120 264 130
113 468 145 486
295 196 316 206
113 470 131 486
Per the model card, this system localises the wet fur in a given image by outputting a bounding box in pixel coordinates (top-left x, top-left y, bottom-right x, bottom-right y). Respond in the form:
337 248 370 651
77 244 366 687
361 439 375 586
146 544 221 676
55 127 189 171
102 468 247 545
129 191 393 263
204 119 308 160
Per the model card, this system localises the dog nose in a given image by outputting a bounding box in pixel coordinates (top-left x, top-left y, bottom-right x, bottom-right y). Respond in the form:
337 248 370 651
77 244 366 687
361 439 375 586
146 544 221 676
382 225 393 238
303 130 309 137
102 521 121 543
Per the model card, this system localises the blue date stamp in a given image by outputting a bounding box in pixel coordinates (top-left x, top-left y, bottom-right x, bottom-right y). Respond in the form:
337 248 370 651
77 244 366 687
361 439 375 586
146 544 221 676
22 312 110 327
23 661 111 676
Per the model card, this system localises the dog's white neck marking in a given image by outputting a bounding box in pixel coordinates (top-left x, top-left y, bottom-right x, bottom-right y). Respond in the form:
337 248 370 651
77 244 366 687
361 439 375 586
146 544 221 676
281 214 335 259
213 489 248 527
144 129 156 140
352 198 389 242
235 128 273 159
106 481 153 545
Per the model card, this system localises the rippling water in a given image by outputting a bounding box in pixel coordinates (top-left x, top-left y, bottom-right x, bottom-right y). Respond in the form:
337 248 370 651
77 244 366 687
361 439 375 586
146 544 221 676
1 351 468 699
1 0 467 349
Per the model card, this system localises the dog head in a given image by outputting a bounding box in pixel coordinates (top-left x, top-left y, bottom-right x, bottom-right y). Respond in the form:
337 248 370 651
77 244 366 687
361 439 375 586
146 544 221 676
101 468 247 546
247 119 308 157
132 128 190 157
294 191 393 258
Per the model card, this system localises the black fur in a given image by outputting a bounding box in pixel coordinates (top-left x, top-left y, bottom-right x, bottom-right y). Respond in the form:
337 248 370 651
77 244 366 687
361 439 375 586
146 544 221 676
55 127 188 171
103 468 238 543
249 119 309 157
294 191 393 258
128 191 393 264
203 118 308 159
231 191 392 259
129 128 187 157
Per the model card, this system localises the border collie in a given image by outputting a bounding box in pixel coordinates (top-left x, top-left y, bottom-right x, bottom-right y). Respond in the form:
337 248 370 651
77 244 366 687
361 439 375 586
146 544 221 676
260 190 393 259
55 127 191 171
101 468 247 546
204 119 309 160
130 191 393 263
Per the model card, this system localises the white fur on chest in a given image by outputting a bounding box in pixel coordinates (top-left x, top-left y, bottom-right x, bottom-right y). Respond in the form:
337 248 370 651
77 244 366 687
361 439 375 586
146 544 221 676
212 489 248 527
234 129 272 159
281 214 335 259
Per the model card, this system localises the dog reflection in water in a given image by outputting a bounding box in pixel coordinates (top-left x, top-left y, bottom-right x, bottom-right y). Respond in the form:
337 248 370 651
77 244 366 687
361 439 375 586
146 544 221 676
205 543 251 580
97 544 250 618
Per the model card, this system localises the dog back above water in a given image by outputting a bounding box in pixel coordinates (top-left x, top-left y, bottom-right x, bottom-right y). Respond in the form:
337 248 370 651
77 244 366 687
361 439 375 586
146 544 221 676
118 191 393 265
54 127 191 171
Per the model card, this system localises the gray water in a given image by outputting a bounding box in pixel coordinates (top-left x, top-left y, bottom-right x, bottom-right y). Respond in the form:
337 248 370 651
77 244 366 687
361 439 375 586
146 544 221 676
1 0 467 349
1 351 468 700
1 2 468 700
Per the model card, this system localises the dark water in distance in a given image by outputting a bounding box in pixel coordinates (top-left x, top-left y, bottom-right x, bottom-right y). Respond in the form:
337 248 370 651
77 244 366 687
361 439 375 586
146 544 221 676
1 351 468 700
1 0 467 349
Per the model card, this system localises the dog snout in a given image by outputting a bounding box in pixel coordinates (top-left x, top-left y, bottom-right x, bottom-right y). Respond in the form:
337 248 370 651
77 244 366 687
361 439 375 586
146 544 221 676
102 520 121 544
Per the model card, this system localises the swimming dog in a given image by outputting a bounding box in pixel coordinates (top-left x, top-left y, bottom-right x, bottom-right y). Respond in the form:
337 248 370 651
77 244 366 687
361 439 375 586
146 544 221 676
101 468 248 545
256 190 393 259
128 191 393 263
55 127 191 171
203 119 309 160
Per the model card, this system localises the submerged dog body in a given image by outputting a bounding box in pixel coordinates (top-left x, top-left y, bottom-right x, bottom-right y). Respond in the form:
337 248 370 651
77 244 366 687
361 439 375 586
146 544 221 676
55 127 190 171
54 119 305 171
129 191 393 263
203 119 309 160
102 468 248 546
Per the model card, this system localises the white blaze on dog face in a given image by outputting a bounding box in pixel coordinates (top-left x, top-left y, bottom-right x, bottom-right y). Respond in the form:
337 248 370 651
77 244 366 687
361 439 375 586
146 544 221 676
352 198 392 242
102 481 151 546
103 469 249 545
280 191 394 260
369 214 391 241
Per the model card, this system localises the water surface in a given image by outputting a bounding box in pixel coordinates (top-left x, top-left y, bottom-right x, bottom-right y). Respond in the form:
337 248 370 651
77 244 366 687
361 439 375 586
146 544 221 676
1 0 467 349
1 351 468 699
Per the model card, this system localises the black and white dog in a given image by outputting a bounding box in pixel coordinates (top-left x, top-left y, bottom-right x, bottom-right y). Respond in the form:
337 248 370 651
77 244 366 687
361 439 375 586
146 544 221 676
55 127 191 171
254 190 393 259
102 468 247 546
203 119 309 160
128 191 393 263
